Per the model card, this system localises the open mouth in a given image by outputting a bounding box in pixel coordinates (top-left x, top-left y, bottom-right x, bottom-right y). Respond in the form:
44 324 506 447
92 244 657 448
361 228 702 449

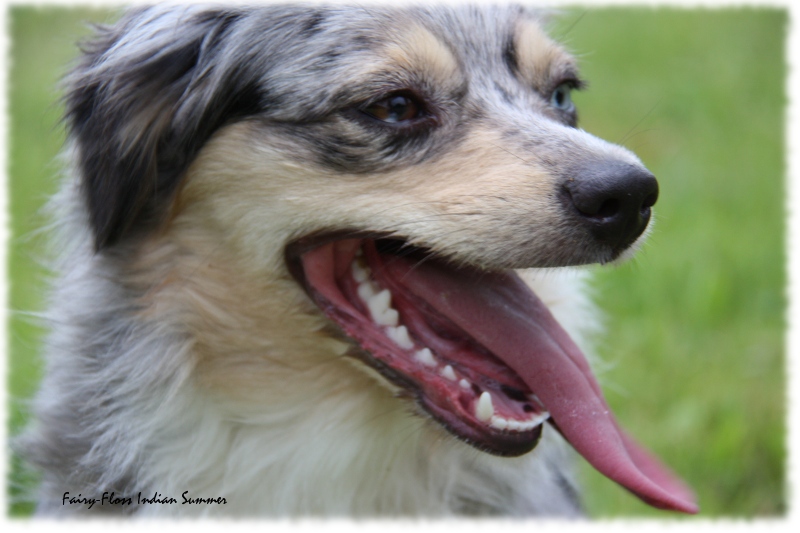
286 233 698 514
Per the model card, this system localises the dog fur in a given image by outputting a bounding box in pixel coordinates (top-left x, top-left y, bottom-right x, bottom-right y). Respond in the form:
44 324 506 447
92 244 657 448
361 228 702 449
20 4 658 516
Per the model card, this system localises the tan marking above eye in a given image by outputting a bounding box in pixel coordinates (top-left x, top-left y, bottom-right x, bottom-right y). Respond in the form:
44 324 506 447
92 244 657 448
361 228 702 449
513 21 578 92
382 25 463 90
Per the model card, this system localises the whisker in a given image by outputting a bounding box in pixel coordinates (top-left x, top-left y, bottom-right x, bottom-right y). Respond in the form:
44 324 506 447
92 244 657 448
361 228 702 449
557 10 587 40
489 142 535 166
618 100 661 146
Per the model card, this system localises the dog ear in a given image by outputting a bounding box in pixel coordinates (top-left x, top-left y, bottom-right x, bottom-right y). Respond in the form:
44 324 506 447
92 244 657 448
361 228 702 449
65 8 264 250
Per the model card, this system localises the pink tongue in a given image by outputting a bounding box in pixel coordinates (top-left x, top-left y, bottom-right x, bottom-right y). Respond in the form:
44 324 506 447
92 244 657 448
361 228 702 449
384 256 698 513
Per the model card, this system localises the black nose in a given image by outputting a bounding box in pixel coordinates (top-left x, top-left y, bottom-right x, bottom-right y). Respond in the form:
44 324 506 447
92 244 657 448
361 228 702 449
564 161 659 251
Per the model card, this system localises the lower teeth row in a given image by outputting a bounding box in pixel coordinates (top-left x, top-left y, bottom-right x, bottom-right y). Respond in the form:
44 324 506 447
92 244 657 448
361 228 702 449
351 254 549 432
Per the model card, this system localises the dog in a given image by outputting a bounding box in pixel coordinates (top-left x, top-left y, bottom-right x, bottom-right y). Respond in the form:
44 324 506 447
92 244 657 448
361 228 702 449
19 3 697 516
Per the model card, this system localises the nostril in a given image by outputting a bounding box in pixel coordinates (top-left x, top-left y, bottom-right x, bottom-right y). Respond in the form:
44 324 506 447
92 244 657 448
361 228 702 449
588 198 620 220
642 191 658 210
639 190 658 219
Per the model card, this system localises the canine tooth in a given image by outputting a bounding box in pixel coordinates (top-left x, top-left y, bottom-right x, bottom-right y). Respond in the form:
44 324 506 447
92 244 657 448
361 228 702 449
459 379 471 390
414 348 436 367
441 365 456 381
490 416 508 430
387 325 413 350
476 392 494 422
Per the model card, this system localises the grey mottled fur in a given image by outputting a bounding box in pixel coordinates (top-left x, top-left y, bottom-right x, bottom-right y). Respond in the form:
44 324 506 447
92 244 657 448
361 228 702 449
18 3 655 517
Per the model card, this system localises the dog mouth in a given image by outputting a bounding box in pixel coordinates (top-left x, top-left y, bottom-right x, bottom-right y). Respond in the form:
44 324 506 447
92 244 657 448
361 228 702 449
285 233 697 514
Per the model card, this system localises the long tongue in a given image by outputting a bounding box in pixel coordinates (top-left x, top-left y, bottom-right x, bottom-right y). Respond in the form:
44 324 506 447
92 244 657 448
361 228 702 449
384 256 698 513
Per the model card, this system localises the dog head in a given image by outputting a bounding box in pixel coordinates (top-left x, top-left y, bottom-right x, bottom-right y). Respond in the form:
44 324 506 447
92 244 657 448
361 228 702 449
63 4 693 513
69 4 655 265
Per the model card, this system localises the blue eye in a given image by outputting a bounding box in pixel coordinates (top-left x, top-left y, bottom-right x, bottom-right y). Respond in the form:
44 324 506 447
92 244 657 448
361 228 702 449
550 83 574 112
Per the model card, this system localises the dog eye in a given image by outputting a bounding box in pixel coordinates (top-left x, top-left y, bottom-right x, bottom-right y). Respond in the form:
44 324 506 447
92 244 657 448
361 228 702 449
550 83 574 112
363 94 422 123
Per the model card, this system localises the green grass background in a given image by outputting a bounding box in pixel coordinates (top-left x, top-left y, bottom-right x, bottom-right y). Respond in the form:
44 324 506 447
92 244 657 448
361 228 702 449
7 6 786 518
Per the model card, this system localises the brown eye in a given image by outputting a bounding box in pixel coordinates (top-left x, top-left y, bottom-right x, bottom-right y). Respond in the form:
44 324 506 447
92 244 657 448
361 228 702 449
363 94 421 123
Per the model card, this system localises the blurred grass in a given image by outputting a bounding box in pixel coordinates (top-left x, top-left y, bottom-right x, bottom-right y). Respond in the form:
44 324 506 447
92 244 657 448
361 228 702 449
549 8 787 517
7 7 786 518
7 7 121 516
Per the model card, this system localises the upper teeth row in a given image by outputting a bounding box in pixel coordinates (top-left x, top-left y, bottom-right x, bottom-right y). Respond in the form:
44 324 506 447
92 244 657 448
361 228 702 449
353 257 471 381
352 258 434 354
352 255 548 432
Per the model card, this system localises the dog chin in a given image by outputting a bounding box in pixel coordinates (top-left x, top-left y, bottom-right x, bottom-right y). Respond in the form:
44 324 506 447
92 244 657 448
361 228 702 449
606 221 655 266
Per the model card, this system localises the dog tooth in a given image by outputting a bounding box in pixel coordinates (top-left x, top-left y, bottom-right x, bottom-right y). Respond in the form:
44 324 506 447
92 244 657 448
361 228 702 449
374 308 399 327
367 288 393 324
518 412 548 430
459 379 471 390
353 269 369 284
528 393 545 408
507 420 522 431
530 412 551 427
476 392 494 422
414 348 436 367
357 281 377 302
387 325 413 350
368 288 391 312
351 261 370 283
490 416 508 430
440 365 456 381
